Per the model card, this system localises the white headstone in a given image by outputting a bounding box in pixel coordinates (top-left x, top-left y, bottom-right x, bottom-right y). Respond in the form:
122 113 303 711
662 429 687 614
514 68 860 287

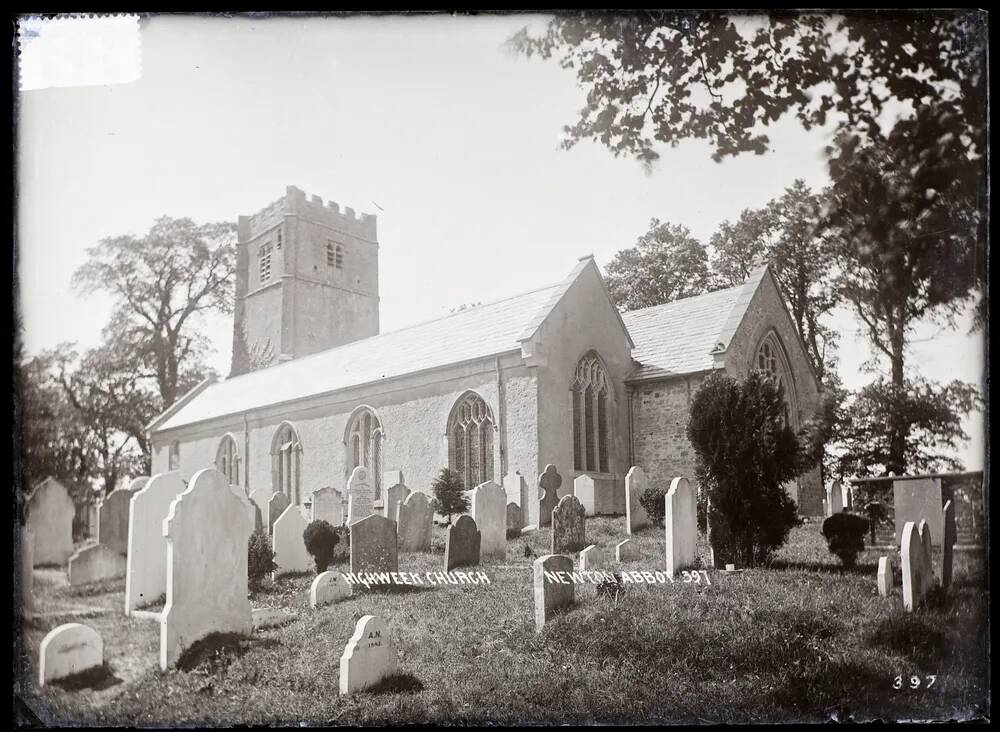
382 482 410 523
160 469 254 670
127 476 150 492
826 481 844 517
68 543 126 586
339 615 398 694
125 471 185 614
533 554 574 633
877 556 893 597
625 466 650 534
267 492 290 534
347 466 375 526
39 623 103 686
310 571 349 608
397 491 433 552
27 477 74 566
615 538 638 563
665 477 697 578
311 486 346 527
901 519 934 613
470 480 507 558
248 487 270 531
272 504 312 577
574 474 597 517
579 544 606 571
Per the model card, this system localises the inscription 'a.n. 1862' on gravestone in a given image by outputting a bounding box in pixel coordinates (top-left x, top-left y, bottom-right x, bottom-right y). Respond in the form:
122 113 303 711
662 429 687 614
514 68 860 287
339 615 398 694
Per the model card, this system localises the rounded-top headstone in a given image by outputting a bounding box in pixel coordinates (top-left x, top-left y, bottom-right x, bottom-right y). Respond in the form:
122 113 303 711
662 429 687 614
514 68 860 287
39 623 103 686
339 615 398 695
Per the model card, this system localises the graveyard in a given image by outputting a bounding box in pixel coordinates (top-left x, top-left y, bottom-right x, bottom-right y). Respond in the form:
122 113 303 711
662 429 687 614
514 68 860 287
17 504 988 725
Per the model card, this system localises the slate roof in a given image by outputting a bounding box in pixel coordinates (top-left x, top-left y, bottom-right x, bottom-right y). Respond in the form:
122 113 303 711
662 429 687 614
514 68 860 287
155 283 563 431
620 267 765 382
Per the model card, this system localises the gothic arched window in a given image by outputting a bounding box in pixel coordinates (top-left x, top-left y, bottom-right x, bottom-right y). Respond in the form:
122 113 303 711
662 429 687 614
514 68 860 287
216 434 241 487
572 352 613 474
754 332 797 428
346 407 384 500
272 422 302 504
447 392 495 489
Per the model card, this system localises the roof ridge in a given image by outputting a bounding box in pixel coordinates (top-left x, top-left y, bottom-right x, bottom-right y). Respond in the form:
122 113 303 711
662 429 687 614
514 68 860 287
621 282 746 318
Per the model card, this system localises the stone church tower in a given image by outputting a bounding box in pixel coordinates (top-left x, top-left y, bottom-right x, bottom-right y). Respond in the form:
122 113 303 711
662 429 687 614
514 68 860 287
230 186 380 376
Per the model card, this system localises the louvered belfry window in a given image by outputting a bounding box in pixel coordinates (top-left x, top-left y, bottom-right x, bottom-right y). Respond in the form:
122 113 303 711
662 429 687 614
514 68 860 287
572 352 613 474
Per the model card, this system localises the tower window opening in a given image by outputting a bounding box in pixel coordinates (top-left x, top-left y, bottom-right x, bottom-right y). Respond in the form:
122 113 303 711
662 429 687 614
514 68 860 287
259 244 272 283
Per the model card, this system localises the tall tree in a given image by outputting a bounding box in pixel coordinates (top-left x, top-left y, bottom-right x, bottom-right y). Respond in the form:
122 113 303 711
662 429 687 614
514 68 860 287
72 216 236 406
605 219 712 310
712 180 839 382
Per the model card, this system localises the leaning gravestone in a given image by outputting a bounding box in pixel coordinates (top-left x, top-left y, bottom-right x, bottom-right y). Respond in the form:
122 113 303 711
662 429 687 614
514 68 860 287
538 465 562 528
625 466 650 534
382 482 410 523
506 503 523 539
69 543 126 586
901 519 934 613
574 474 597 517
160 469 254 670
272 504 312 577
615 538 638 563
579 544 606 571
551 494 586 554
940 499 956 589
665 477 697 579
893 477 943 546
248 487 270 531
38 623 103 687
445 515 481 571
126 471 185 614
877 556 894 597
339 615 398 695
350 514 398 578
347 466 375 526
471 481 507 558
267 492 290 534
310 571 349 608
27 477 74 566
98 489 133 556
533 554 574 633
397 491 433 552
311 486 346 527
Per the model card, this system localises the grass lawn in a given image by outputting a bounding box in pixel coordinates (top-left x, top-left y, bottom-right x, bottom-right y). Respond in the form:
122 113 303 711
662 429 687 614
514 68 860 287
16 517 989 724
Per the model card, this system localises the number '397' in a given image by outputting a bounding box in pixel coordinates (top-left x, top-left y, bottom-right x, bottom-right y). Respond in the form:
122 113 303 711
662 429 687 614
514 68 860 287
893 675 937 689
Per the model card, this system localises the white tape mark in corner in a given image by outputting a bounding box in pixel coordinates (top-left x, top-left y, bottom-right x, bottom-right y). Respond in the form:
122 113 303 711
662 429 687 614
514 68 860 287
17 14 142 91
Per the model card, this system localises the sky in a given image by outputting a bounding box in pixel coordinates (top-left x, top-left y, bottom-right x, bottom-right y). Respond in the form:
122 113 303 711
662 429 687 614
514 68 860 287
16 14 985 470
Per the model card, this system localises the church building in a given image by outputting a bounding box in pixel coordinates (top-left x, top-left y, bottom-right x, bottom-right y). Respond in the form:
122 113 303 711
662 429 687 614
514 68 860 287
148 186 823 521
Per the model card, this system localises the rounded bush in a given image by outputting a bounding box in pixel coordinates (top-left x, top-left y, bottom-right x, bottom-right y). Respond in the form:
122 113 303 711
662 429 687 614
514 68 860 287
821 512 869 568
303 520 340 573
638 483 669 527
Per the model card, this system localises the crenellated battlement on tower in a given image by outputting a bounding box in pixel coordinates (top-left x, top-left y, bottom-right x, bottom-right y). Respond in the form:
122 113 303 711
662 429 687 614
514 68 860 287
242 185 378 242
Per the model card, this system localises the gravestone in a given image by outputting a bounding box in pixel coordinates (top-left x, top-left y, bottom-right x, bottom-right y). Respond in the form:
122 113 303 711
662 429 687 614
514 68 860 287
471 481 507 558
877 556 894 597
533 554 574 632
87 504 98 540
383 482 410 523
38 623 103 687
901 519 934 613
127 476 150 492
248 487 270 531
272 504 312 577
625 466 650 534
347 466 375 526
160 469 254 670
506 503 523 539
826 481 844 517
310 571 349 608
615 538 638 562
383 470 403 495
665 477 697 579
397 491 433 552
350 514 398 577
21 529 34 614
27 477 74 566
267 492 290 534
551 494 586 554
311 486 346 527
339 615 398 695
98 489 132 556
445 515 481 571
574 474 597 517
893 477 943 546
68 543 126 586
537 465 562 528
126 471 185 614
579 544 606 571
940 499 956 589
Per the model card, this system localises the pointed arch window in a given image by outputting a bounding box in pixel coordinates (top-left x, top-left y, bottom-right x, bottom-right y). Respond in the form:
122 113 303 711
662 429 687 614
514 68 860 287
447 392 495 489
572 352 613 474
347 407 384 501
216 434 241 487
754 332 797 428
272 423 302 504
